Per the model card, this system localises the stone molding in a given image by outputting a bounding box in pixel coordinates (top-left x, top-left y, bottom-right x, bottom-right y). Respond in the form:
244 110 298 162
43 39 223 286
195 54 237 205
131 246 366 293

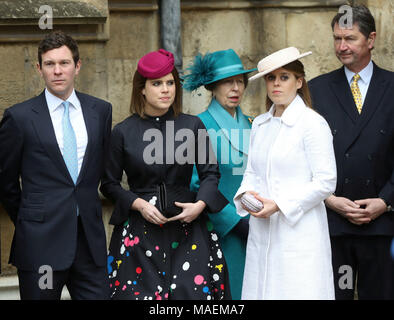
107 0 351 12
181 0 351 10
108 0 158 12
0 0 109 42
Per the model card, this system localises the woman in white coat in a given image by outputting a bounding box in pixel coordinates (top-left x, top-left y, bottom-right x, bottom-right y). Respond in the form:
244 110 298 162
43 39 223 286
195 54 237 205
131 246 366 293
234 47 337 300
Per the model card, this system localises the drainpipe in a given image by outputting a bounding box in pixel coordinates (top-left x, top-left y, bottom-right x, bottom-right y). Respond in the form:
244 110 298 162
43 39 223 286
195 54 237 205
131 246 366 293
159 0 183 73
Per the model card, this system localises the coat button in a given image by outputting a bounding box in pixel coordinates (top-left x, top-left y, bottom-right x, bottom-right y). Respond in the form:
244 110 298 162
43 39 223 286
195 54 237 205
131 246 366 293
344 178 350 184
365 179 370 186
156 117 160 121
380 129 385 134
332 129 337 135
345 153 350 158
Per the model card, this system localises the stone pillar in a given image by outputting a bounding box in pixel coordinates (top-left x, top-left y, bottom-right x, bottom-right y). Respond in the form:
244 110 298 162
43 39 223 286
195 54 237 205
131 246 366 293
159 0 182 72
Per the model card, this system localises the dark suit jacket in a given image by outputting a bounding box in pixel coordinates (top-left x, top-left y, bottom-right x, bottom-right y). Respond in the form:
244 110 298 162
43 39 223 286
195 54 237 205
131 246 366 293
309 62 394 236
0 91 112 271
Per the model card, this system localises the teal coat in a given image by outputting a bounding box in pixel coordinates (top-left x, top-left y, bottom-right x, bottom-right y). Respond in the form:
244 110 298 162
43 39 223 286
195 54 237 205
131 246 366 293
190 99 251 300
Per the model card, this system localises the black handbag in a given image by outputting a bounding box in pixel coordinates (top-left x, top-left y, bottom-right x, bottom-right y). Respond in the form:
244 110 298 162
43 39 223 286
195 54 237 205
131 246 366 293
157 183 197 217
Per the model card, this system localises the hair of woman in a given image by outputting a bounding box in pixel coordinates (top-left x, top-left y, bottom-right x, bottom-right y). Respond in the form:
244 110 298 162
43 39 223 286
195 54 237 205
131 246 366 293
265 60 313 111
130 67 182 117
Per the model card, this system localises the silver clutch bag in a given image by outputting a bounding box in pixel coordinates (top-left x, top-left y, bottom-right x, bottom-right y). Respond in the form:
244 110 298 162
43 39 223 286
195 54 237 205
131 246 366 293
241 193 264 212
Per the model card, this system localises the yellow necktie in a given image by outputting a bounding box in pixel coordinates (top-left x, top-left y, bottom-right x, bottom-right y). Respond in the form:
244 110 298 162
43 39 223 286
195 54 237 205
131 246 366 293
351 74 362 114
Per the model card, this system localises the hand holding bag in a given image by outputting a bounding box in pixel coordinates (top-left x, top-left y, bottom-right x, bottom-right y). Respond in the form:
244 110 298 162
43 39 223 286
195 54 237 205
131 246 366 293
240 192 264 212
157 183 197 218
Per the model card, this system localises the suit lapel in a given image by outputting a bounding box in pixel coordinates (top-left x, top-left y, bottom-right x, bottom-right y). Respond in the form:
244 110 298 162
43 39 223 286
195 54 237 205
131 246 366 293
329 67 359 124
30 92 73 182
76 92 98 185
343 64 388 151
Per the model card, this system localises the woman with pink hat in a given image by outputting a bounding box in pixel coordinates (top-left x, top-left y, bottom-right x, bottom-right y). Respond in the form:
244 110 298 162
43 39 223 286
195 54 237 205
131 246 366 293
233 47 337 299
101 49 231 300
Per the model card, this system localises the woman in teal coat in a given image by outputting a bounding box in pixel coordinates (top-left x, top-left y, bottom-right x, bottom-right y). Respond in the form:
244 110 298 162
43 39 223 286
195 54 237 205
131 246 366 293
183 49 256 299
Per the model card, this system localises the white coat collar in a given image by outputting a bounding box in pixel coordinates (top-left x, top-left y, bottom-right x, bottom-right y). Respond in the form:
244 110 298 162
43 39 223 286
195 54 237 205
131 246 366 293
254 94 306 127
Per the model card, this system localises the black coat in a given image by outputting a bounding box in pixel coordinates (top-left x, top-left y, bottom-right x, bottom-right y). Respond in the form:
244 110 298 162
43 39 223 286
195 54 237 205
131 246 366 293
101 109 228 226
309 63 394 236
0 91 112 270
100 109 230 300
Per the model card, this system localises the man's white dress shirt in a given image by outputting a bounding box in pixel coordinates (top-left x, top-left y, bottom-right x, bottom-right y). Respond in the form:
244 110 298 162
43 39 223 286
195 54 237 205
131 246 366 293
344 59 373 106
45 88 88 175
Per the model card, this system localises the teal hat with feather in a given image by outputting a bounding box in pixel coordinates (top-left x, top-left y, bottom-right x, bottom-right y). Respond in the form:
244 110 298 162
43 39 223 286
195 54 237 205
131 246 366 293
183 49 257 91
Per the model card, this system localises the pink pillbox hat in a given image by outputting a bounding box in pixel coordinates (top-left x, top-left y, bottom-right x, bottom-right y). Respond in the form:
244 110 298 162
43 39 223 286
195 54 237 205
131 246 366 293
137 49 175 79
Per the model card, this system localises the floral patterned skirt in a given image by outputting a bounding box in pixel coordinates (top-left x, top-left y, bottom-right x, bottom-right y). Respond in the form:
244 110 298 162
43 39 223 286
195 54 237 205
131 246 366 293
107 212 231 300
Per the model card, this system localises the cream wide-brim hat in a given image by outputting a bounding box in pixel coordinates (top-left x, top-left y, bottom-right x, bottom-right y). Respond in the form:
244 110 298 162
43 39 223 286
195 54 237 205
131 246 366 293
249 47 312 81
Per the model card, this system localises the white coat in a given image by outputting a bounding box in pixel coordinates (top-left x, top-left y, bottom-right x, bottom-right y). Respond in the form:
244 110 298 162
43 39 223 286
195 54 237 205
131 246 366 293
234 95 337 300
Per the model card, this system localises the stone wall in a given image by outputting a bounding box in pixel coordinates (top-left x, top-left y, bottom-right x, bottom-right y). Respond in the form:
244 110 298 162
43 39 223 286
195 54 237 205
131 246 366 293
0 0 393 275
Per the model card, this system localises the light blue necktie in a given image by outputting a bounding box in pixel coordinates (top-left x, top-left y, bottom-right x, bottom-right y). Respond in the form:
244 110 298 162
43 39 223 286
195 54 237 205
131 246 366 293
62 101 79 216
62 101 78 184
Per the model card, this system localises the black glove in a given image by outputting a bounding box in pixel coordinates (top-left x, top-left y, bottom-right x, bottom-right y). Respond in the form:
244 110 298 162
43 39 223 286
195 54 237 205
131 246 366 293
233 218 249 241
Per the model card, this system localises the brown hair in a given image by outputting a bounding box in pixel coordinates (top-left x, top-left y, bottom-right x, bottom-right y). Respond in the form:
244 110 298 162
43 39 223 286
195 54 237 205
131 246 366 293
331 5 376 40
130 67 182 117
38 30 79 68
264 60 312 111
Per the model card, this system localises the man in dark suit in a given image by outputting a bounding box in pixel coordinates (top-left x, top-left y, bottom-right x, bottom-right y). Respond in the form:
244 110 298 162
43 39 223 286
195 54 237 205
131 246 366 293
0 191 3 274
309 5 394 299
0 31 112 299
